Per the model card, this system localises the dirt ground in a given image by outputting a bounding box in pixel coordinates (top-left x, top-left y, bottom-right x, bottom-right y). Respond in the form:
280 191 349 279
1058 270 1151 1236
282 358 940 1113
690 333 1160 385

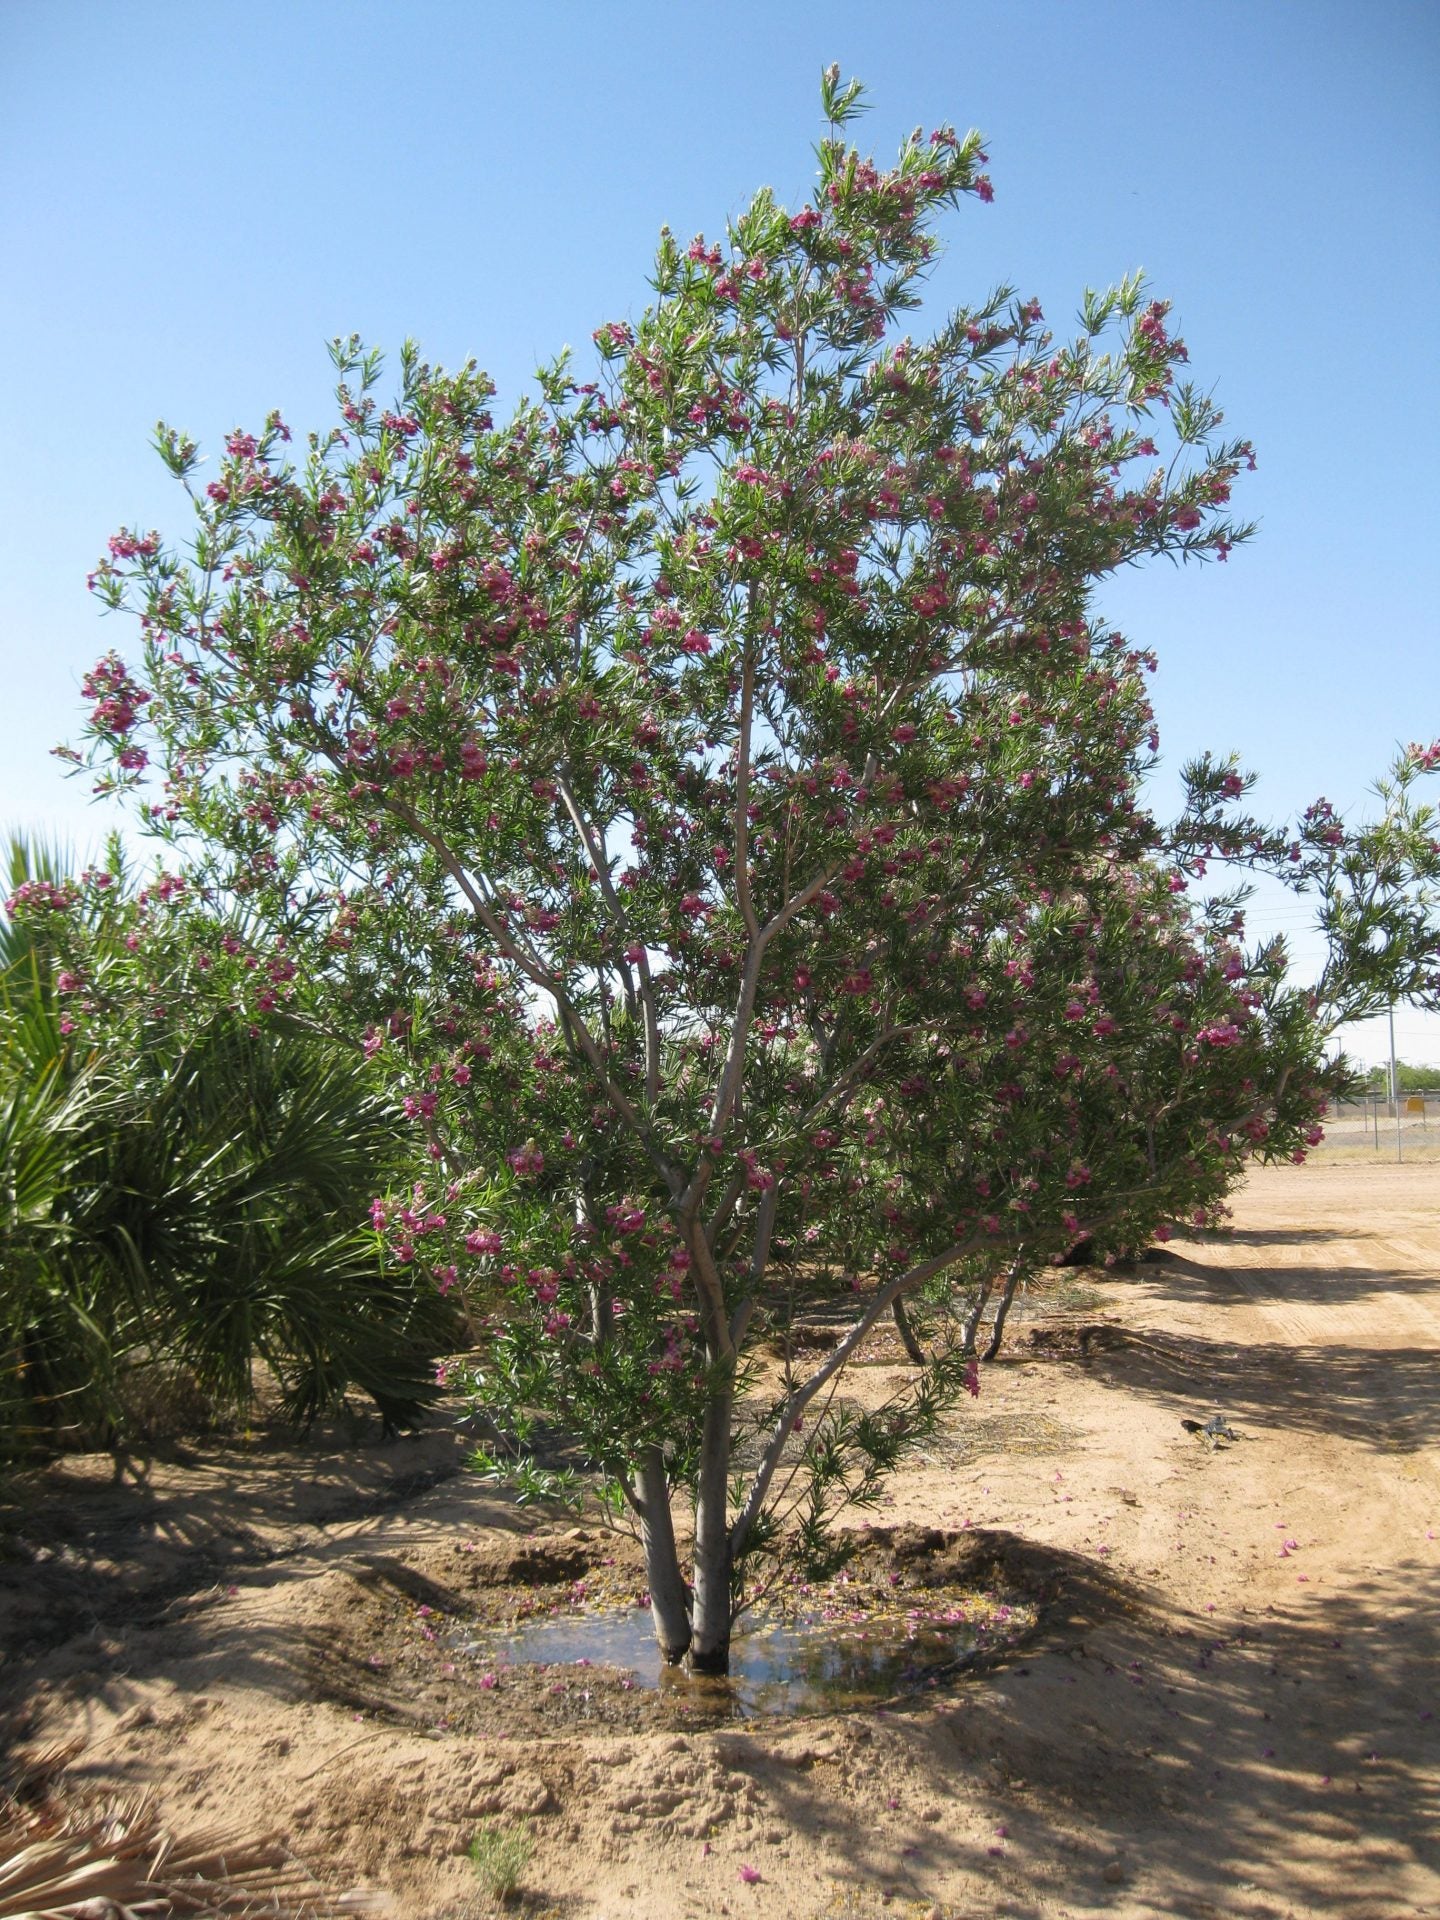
2 1160 1437 1920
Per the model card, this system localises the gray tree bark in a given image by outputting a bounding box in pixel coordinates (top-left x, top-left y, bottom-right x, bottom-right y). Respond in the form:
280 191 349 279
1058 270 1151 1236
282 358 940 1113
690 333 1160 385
891 1294 927 1364
635 1446 692 1663
983 1258 1026 1361
687 1385 735 1673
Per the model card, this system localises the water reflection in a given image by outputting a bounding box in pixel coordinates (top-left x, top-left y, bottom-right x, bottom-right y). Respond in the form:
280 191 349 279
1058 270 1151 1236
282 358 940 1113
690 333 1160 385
447 1606 987 1715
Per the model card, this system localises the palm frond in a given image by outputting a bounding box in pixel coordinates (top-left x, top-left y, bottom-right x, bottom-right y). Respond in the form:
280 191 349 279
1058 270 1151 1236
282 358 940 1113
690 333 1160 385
2 833 456 1456
0 1767 363 1919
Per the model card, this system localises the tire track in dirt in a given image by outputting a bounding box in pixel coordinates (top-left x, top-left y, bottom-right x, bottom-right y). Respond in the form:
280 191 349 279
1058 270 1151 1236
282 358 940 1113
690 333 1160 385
1201 1198 1440 1498
1221 1243 1440 1350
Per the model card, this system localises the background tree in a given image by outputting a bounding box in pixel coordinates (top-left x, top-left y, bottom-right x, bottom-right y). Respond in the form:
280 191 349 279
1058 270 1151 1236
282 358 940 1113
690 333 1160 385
56 73 1439 1668
1362 1061 1439 1095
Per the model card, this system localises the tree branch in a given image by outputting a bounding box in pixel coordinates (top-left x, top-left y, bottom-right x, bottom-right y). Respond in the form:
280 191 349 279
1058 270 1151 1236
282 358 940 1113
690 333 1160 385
556 768 663 1104
795 1023 922 1136
734 614 761 942
394 802 684 1196
686 1219 736 1362
728 1234 980 1559
728 1180 779 1349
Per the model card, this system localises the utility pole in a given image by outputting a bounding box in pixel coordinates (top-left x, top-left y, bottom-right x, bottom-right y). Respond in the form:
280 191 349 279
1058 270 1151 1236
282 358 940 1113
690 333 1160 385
1389 1004 1403 1164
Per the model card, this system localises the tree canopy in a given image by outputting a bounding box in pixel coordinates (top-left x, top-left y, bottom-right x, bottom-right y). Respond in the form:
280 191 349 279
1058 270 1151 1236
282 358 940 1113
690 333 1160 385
28 72 1439 1670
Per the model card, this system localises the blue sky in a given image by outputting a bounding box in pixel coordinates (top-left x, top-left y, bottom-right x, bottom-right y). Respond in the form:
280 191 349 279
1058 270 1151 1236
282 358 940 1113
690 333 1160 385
2 0 1437 1065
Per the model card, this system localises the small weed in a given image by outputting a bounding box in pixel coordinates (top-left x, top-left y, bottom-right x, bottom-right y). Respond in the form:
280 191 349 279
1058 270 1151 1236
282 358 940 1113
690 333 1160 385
468 1821 533 1903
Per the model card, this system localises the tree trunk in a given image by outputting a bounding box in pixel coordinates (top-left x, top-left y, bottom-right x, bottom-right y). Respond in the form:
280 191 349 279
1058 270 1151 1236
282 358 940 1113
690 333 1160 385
983 1258 1025 1361
961 1275 994 1354
688 1384 734 1673
891 1295 926 1365
635 1446 692 1663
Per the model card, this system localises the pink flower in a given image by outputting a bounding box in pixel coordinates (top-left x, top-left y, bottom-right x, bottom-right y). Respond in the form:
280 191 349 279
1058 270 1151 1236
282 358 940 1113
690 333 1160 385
1197 1022 1241 1049
106 528 158 560
737 1864 762 1884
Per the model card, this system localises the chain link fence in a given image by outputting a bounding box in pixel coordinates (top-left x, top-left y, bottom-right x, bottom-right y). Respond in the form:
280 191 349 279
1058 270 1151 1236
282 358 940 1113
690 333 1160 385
1318 1091 1439 1160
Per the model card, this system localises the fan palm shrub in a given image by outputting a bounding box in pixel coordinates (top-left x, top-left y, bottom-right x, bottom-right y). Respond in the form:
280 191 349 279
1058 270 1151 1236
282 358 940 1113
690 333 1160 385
1 834 457 1459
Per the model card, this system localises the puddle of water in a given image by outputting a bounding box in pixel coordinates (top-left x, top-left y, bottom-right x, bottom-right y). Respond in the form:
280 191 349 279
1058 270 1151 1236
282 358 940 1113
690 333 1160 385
447 1605 992 1715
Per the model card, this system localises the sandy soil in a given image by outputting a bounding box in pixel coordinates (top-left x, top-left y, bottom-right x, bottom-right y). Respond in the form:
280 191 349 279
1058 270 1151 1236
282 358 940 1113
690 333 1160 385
3 1160 1437 1920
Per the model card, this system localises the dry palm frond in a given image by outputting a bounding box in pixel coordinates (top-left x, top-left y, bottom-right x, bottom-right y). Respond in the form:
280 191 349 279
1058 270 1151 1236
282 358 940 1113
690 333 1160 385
0 1758 370 1920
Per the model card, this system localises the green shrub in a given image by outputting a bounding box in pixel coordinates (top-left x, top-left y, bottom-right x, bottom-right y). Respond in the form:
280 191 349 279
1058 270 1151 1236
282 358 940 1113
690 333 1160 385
1 834 458 1458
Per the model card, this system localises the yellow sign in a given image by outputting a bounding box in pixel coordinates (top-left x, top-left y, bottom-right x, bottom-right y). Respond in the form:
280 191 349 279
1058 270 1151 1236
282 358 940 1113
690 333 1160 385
1406 1096 1426 1115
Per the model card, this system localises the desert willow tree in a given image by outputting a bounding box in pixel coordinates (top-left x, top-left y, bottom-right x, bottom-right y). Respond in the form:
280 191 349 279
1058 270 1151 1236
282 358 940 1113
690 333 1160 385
65 73 1439 1670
